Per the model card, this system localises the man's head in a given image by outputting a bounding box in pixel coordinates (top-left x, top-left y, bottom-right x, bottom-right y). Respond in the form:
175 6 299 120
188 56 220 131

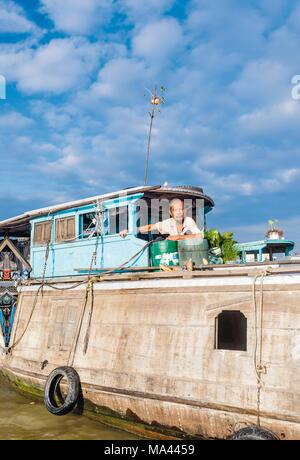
170 198 184 221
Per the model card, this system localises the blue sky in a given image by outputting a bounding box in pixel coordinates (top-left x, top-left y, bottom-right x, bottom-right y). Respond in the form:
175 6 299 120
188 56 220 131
0 0 300 248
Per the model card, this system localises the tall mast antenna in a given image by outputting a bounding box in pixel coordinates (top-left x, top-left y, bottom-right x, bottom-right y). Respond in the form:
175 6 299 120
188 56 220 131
144 85 166 185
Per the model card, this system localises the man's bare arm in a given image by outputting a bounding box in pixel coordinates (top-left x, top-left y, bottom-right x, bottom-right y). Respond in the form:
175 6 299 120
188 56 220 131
120 223 156 237
138 223 156 233
167 234 203 241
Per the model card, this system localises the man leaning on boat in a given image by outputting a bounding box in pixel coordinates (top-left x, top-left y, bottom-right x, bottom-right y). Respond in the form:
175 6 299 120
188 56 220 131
120 198 203 241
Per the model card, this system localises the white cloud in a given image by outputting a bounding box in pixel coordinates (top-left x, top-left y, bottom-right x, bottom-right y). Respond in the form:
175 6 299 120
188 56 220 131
31 104 149 189
238 99 300 138
0 0 300 237
253 0 288 19
186 0 268 57
0 111 34 129
40 0 113 34
187 42 240 75
260 168 300 192
193 162 300 200
132 18 184 63
89 57 151 101
279 167 300 183
31 101 73 130
199 148 246 167
0 1 39 34
231 59 290 105
287 2 300 34
229 213 300 248
0 38 101 94
266 26 297 60
187 0 269 59
116 0 174 24
0 41 30 78
36 145 83 174
18 38 100 94
210 173 255 196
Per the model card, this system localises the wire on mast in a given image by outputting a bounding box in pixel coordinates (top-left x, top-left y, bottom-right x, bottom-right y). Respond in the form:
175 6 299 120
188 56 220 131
144 85 166 185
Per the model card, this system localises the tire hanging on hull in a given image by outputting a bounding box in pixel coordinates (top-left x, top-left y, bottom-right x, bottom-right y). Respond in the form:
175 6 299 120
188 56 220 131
231 426 278 440
44 366 81 416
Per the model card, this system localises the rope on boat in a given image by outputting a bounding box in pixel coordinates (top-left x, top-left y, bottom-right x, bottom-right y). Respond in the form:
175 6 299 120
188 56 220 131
68 240 154 361
54 199 103 243
5 248 274 434
6 238 153 355
4 202 151 354
7 234 56 353
67 204 106 364
252 269 270 427
83 280 94 355
6 284 43 354
67 279 92 367
5 239 52 354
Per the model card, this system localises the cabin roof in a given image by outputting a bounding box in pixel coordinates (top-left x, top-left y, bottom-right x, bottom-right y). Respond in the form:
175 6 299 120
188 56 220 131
0 185 214 237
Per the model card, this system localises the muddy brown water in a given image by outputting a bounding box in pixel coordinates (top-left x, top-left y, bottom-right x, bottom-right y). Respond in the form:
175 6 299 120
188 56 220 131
0 375 139 440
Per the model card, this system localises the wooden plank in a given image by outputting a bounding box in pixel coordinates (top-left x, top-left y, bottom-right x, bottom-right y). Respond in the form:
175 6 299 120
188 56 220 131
75 259 300 272
74 266 160 272
28 262 300 285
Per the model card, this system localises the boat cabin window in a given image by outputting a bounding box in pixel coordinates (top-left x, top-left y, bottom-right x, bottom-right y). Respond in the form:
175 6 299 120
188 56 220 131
215 310 247 351
104 206 128 235
80 212 100 238
134 197 205 241
33 221 52 245
135 201 152 241
135 198 170 241
55 216 76 242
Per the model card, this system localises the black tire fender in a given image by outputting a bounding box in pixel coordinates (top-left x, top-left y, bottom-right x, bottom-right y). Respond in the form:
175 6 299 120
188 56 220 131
44 366 81 416
231 426 278 440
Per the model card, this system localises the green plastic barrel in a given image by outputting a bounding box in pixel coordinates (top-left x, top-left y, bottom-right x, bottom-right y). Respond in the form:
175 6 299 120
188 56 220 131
150 240 179 267
178 238 209 266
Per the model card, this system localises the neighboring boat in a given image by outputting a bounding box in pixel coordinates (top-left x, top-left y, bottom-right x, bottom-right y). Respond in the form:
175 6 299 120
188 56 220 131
0 185 299 440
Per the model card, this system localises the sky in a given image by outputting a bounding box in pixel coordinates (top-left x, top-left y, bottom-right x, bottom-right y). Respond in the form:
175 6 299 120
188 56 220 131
0 0 300 249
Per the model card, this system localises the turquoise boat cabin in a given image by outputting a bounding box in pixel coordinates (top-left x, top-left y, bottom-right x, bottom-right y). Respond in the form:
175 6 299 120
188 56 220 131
0 184 295 279
235 239 295 263
0 185 214 278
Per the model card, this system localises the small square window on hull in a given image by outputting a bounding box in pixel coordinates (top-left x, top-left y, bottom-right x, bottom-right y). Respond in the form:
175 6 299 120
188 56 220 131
215 310 247 351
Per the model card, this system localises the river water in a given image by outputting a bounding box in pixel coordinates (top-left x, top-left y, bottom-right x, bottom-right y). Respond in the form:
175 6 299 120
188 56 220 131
0 375 139 440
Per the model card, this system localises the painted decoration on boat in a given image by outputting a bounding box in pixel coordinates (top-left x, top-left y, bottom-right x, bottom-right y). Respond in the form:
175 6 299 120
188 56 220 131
0 292 16 347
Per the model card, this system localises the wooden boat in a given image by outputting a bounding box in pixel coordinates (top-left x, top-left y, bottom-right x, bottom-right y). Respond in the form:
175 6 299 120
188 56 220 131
0 185 299 439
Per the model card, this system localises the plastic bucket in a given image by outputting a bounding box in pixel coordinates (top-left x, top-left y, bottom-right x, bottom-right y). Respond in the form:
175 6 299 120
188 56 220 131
178 238 209 265
150 240 179 267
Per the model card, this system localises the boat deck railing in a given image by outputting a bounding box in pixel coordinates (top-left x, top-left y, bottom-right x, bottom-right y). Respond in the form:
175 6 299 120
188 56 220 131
24 258 300 285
